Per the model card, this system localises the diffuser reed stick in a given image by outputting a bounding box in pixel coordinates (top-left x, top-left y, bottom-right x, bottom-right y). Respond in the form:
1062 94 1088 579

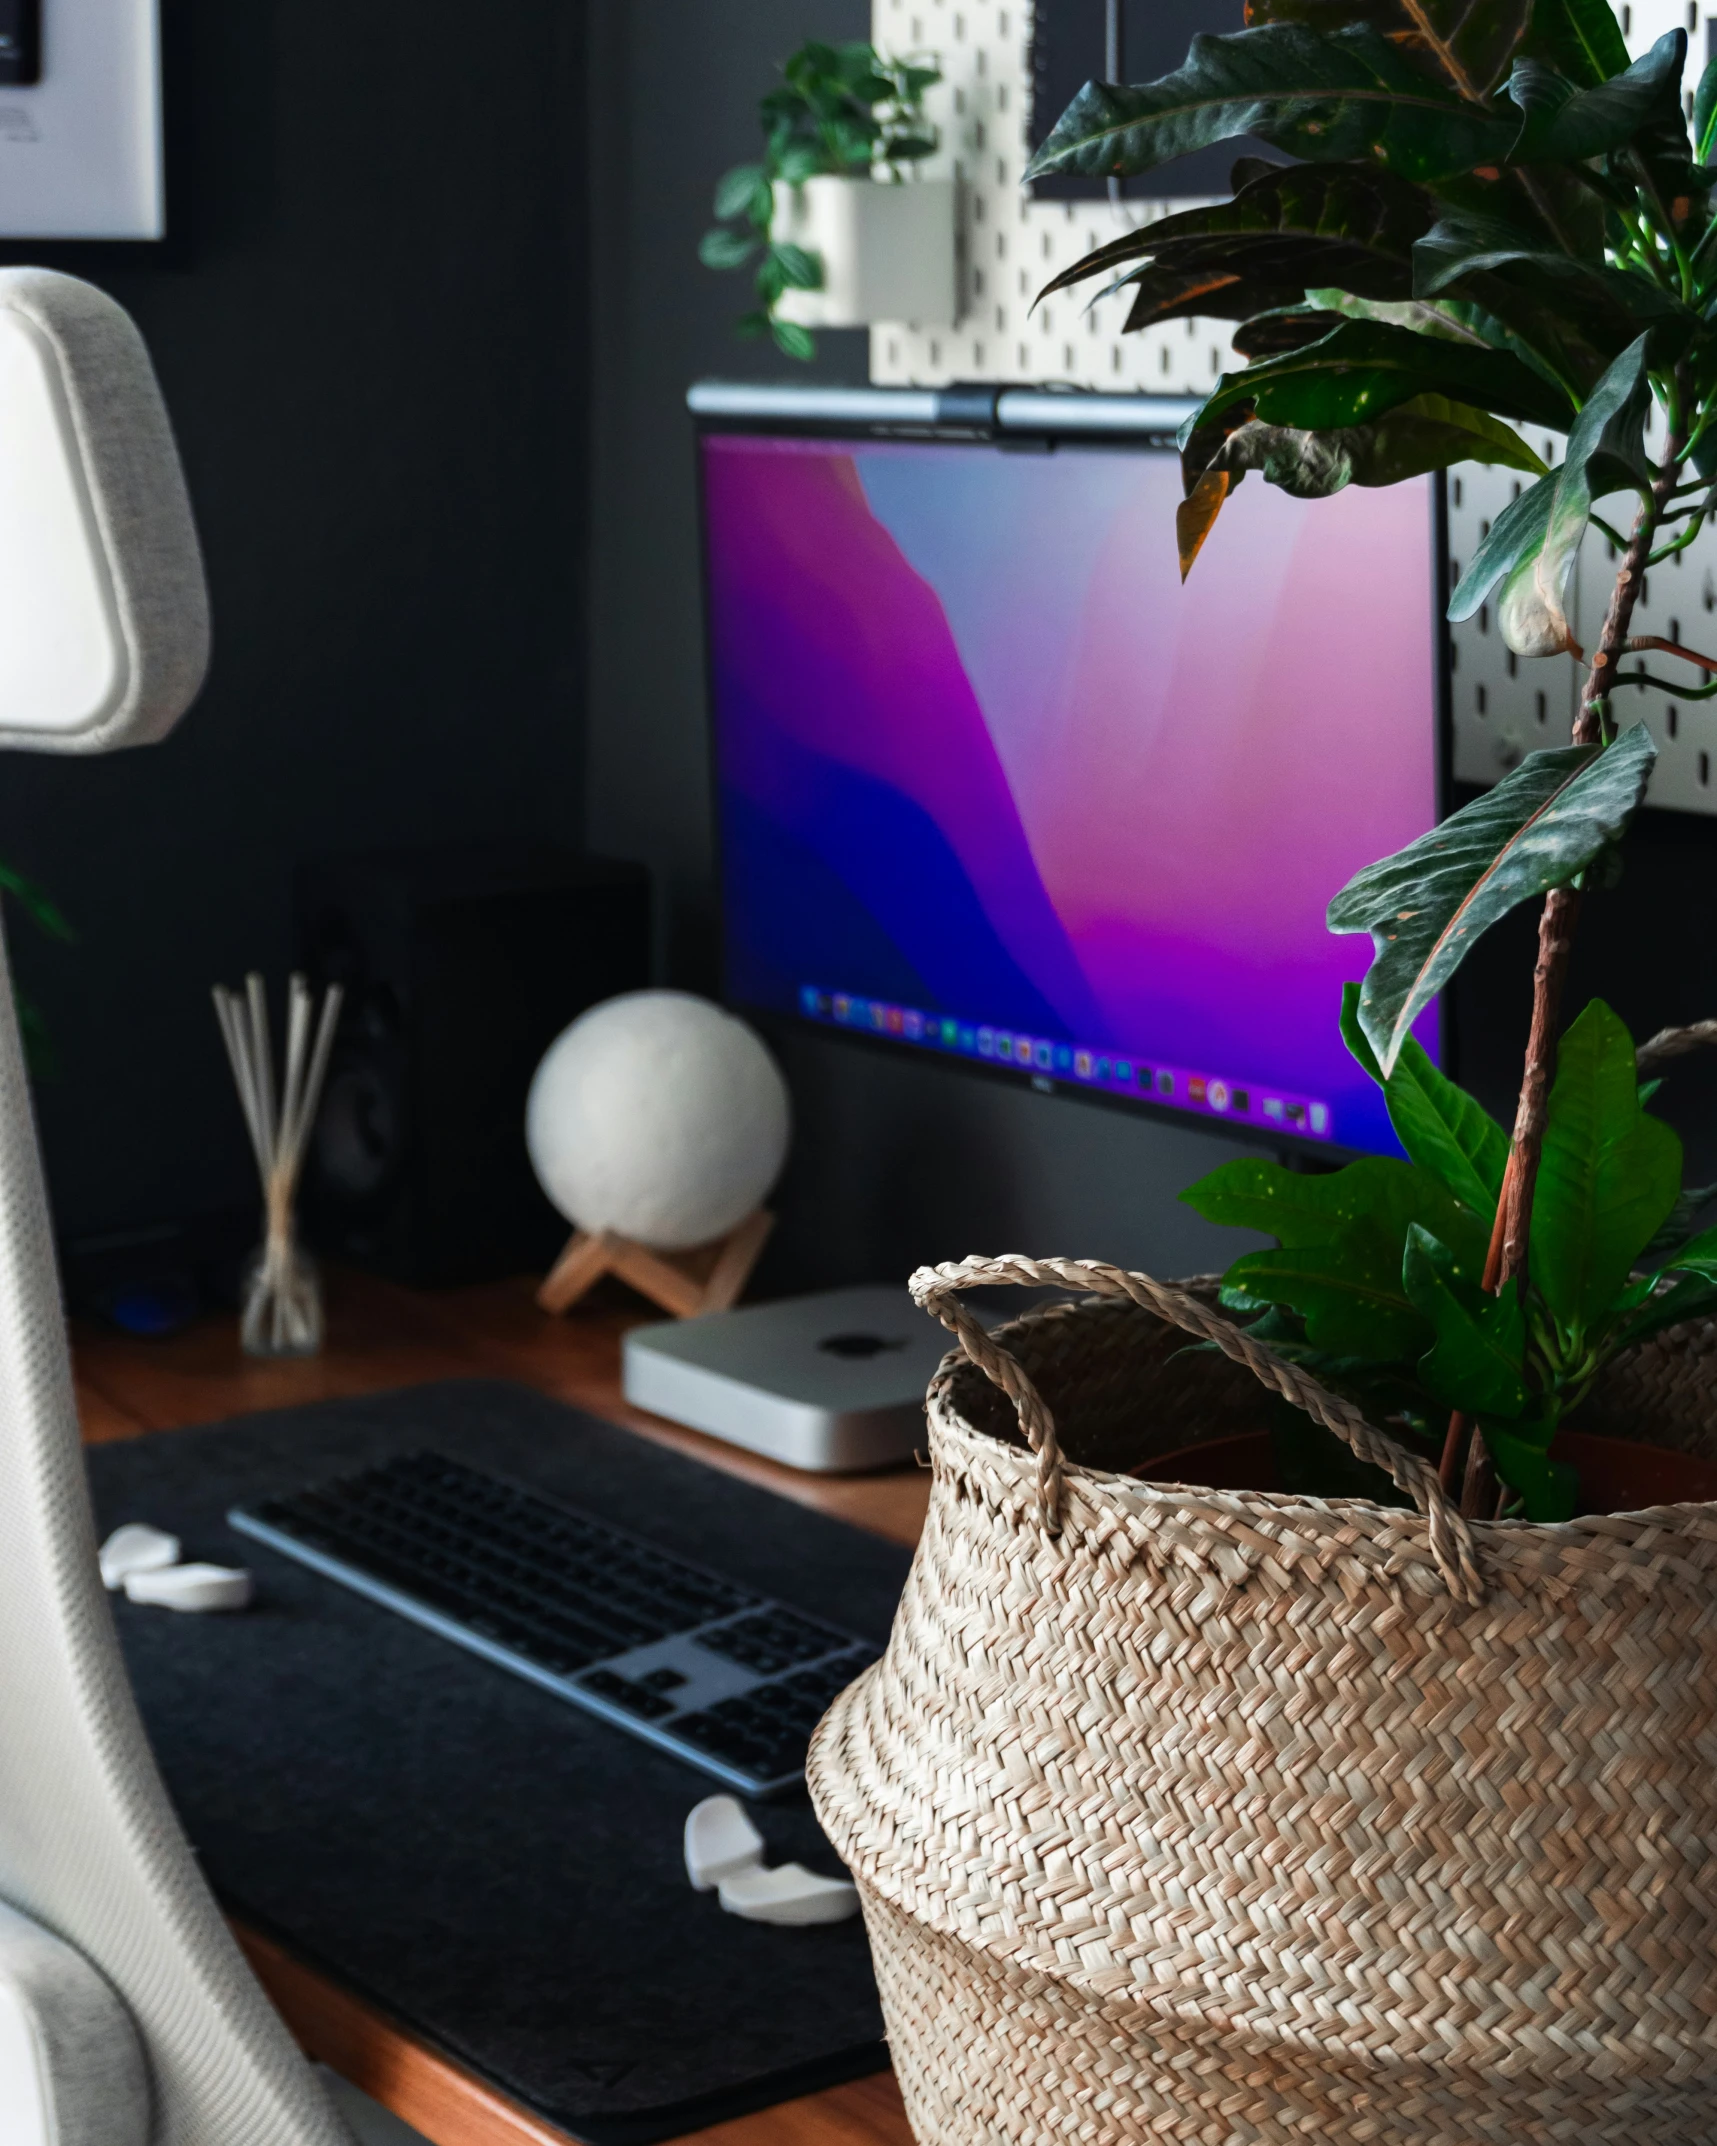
212 971 342 1357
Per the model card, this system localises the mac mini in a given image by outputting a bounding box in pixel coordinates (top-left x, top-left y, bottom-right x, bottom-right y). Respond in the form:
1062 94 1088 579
621 1285 953 1471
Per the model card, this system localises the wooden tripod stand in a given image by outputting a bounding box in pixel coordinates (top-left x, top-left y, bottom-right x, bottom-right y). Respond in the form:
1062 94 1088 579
536 1209 774 1321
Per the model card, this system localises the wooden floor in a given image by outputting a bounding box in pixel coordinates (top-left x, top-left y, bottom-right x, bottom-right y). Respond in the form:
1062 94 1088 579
74 1267 927 2146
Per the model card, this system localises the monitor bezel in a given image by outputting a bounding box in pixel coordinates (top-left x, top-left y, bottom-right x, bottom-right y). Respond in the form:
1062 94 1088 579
693 395 1454 1167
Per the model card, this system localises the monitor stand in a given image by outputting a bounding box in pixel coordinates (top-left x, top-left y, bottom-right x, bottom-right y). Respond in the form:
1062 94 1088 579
621 1285 954 1472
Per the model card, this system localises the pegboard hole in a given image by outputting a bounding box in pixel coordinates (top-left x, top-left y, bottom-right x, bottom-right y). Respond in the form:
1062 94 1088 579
1453 477 1463 507
1701 750 1710 787
1477 685 1488 714
1479 603 1490 634
1536 691 1547 724
1669 705 1680 738
1507 651 1518 677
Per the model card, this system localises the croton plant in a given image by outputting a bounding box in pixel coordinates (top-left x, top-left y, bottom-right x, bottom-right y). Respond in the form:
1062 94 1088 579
1027 0 1717 1520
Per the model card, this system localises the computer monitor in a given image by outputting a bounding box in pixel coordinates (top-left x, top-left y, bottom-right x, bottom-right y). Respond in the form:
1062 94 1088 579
693 388 1445 1161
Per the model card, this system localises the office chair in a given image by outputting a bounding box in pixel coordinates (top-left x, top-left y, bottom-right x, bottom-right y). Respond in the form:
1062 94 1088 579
0 268 375 2145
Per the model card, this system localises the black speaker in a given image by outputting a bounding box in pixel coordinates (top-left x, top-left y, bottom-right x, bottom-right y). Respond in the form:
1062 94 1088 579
295 844 651 1286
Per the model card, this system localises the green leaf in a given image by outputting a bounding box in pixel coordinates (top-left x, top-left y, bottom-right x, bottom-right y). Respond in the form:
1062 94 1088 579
1507 332 1651 657
771 241 823 291
1342 981 1508 1216
1184 1151 1488 1261
714 162 768 220
1613 1270 1717 1350
1660 1218 1717 1279
1222 1226 1432 1358
770 317 816 361
1184 317 1574 452
1023 23 1518 188
699 227 759 271
1520 0 1630 90
1403 1223 1528 1416
1485 1425 1579 1518
1447 465 1556 620
1531 999 1685 1333
1328 725 1658 1075
1508 33 1686 163
1443 332 1650 656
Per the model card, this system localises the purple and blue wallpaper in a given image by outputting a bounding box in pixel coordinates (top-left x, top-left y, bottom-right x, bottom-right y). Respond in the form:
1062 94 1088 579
702 432 1440 1155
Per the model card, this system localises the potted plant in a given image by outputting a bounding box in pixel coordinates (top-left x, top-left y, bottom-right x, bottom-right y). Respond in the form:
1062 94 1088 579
699 39 952 359
806 8 1717 2140
1023 0 1717 1525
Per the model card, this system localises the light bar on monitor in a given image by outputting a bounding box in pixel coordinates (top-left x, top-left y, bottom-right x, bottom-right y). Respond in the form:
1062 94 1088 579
687 380 1202 439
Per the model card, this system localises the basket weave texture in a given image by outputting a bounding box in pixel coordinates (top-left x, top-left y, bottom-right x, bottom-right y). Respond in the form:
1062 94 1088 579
808 1256 1717 2146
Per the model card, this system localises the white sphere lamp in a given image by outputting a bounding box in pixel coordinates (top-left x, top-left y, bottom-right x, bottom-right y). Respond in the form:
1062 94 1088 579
528 991 791 1319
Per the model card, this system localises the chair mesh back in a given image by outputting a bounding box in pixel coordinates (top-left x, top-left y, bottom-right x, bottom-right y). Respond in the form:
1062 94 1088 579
0 272 349 2145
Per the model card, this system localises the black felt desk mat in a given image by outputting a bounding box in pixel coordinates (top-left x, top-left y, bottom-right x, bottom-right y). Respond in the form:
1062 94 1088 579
84 1380 914 2144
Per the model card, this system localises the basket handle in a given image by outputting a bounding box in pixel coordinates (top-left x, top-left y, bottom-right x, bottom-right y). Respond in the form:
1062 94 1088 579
909 1254 1482 1605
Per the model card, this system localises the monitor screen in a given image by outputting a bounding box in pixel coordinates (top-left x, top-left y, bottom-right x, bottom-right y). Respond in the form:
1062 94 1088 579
699 426 1442 1159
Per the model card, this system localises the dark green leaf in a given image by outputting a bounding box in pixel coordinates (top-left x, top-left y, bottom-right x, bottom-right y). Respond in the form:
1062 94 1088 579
1184 317 1574 450
1508 33 1686 163
1023 24 1518 188
699 228 759 271
1222 1226 1433 1357
1519 0 1629 90
1342 981 1508 1215
1328 725 1658 1075
1531 999 1684 1333
1039 161 1433 307
1695 55 1717 163
1413 213 1682 338
1122 267 1306 334
1394 0 1537 98
1403 1223 1528 1415
1485 1425 1579 1518
1184 1151 1488 1261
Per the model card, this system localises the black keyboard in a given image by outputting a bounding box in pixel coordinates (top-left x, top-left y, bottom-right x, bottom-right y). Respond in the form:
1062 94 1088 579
227 1451 877 1796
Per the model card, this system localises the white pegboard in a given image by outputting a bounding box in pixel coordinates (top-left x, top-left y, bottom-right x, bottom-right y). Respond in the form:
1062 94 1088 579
871 0 1717 816
867 0 1238 390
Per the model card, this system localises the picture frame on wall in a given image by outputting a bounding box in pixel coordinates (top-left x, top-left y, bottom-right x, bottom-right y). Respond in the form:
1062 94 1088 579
0 0 163 239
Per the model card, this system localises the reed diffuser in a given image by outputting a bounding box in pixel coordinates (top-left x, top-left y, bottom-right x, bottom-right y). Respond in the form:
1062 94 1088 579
212 972 342 1358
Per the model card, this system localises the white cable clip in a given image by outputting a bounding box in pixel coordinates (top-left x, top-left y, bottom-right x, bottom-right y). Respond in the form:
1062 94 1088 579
99 1524 181 1591
683 1795 859 1927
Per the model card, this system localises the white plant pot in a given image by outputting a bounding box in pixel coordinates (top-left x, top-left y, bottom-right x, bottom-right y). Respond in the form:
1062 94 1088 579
772 175 956 329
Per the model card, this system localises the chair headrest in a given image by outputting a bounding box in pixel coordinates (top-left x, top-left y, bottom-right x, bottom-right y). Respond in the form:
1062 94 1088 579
0 268 209 755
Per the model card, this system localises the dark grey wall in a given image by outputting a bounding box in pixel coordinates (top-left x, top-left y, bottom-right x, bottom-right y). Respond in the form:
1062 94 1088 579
0 0 587 1241
583 1 1262 1294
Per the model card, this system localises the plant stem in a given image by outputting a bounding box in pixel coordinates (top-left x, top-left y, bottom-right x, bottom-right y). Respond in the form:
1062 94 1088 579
1492 410 1688 1295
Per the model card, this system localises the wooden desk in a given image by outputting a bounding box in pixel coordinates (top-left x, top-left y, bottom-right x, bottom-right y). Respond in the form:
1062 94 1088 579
74 1268 927 2146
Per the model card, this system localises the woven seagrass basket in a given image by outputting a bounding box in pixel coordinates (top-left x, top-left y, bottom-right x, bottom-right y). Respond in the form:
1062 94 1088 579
808 1255 1717 2146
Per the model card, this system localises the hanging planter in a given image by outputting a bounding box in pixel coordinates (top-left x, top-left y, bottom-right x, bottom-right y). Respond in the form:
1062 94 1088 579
770 175 956 330
698 40 944 358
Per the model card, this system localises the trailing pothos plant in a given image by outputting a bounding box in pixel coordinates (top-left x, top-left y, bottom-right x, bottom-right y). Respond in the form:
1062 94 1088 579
1027 0 1717 1518
699 40 939 360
